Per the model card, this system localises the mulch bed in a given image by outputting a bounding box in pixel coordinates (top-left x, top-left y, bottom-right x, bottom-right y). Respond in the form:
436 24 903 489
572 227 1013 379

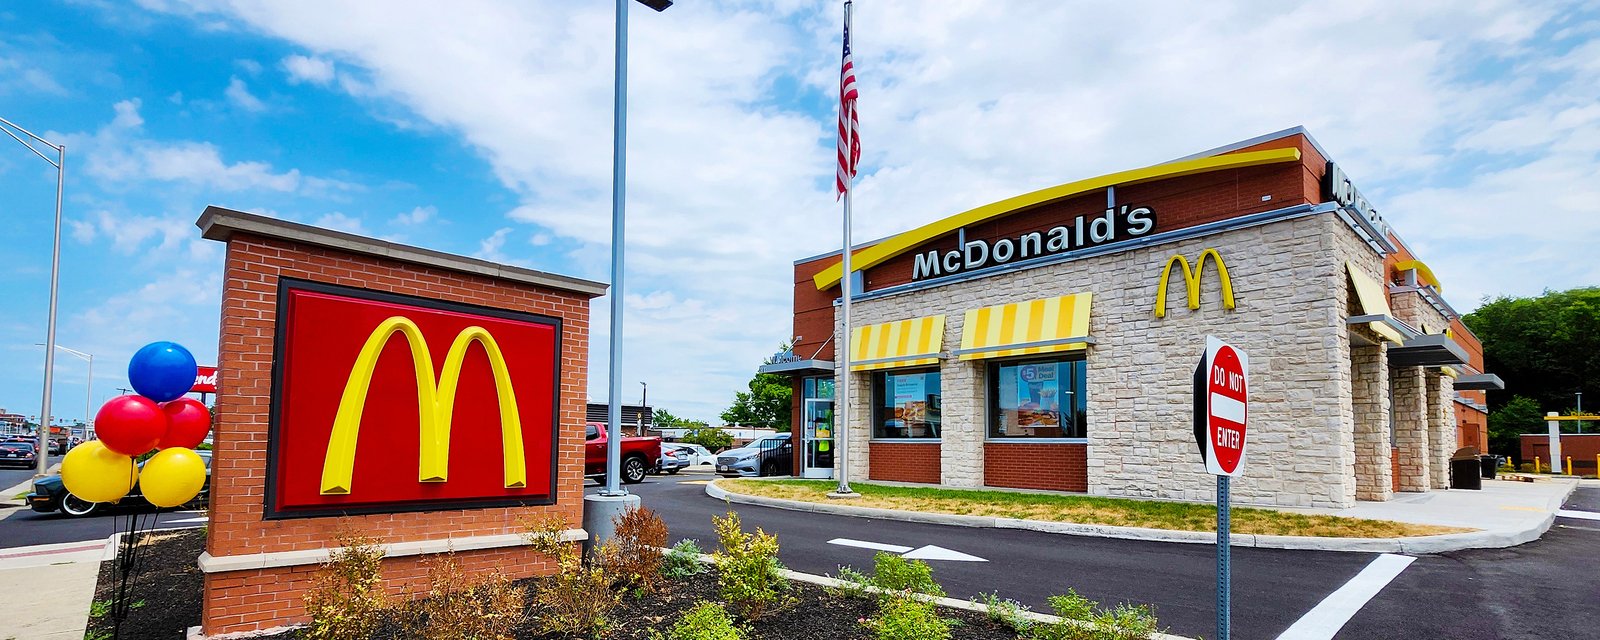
90 531 1021 639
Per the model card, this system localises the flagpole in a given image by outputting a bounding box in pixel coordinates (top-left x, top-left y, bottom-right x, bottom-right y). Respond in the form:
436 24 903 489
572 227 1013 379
834 0 855 497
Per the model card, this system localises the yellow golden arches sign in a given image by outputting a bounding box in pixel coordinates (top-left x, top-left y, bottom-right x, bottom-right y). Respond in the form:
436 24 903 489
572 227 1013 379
1154 249 1235 318
320 316 527 495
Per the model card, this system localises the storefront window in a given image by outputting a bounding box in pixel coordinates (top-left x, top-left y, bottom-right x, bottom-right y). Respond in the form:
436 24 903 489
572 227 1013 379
988 356 1087 439
871 369 941 439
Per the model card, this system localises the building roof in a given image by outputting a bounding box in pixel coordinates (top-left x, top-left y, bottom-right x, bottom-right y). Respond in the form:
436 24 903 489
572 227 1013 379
196 206 609 298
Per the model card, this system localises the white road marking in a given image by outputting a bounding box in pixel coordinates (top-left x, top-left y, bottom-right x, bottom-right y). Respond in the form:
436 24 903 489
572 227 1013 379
1275 553 1415 640
902 545 987 562
1556 509 1600 522
827 538 912 553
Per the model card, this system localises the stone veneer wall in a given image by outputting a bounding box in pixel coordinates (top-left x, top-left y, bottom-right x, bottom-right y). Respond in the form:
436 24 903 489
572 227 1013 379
1392 366 1430 492
1428 372 1457 489
1351 338 1392 501
836 211 1375 508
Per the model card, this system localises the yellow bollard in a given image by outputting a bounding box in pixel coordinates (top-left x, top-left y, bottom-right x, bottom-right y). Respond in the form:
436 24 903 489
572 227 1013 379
1535 457 1541 474
1567 456 1573 476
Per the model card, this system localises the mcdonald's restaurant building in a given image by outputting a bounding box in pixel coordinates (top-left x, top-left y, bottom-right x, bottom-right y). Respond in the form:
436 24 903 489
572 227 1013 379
761 127 1503 509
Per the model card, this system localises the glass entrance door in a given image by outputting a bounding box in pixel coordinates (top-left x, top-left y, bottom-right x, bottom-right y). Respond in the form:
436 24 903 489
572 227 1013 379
803 398 835 478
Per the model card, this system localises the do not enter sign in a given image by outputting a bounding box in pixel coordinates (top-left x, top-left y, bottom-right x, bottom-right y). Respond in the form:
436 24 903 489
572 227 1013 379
1194 336 1248 476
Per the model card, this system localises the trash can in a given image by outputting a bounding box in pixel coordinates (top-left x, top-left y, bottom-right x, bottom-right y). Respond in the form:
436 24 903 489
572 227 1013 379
1479 454 1500 479
1450 447 1482 490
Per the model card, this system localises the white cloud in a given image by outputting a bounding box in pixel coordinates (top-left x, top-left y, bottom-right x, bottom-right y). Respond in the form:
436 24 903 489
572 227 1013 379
391 205 434 225
474 227 514 263
313 212 365 234
281 53 335 85
224 75 266 112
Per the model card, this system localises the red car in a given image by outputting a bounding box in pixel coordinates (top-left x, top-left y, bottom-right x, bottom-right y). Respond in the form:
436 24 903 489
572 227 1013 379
583 422 661 484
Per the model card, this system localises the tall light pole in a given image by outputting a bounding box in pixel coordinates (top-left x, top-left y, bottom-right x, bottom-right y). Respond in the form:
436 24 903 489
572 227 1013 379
1 115 66 478
40 344 92 439
1577 392 1584 434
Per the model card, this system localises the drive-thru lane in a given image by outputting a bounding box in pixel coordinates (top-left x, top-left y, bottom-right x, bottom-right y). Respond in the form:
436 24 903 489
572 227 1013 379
605 474 1600 640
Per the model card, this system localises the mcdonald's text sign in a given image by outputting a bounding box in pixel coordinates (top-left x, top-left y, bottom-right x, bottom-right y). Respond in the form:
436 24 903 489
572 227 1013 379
266 279 561 518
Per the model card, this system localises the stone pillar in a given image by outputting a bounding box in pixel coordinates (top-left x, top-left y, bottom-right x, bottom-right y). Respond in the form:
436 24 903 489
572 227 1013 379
1351 341 1392 501
1426 371 1456 489
1392 365 1429 492
840 365 873 483
940 358 984 487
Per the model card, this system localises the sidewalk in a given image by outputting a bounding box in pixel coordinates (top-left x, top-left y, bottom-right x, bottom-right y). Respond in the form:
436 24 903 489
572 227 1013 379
0 539 107 640
707 476 1580 554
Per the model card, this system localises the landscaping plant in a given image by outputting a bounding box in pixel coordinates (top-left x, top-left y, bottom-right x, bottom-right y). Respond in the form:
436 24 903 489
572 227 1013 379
303 534 388 640
524 516 620 637
871 551 945 598
710 510 791 620
862 596 952 640
975 592 1034 633
667 601 744 640
609 505 671 591
662 539 708 579
409 550 527 640
830 565 874 599
1029 589 1164 640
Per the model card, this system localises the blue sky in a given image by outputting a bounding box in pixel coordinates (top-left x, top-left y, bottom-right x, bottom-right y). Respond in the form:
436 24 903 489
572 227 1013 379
1 1 1597 424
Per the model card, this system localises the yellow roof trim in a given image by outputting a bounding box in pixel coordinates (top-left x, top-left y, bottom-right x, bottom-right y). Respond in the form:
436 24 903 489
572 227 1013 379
1393 259 1442 292
813 146 1304 290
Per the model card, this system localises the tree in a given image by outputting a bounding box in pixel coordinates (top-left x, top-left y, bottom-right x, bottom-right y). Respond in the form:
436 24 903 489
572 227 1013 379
652 408 687 429
720 344 795 430
1487 395 1543 460
680 426 733 451
1464 287 1600 413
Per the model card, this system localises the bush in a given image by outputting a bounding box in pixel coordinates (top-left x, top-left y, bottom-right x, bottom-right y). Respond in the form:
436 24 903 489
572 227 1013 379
663 539 707 579
668 601 744 640
524 516 619 636
609 505 670 591
871 552 945 598
408 551 526 640
711 510 790 620
862 596 952 640
1031 590 1164 640
829 566 874 599
974 592 1033 633
303 535 387 640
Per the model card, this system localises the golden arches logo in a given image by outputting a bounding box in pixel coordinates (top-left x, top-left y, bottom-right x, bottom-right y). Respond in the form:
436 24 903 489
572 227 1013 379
320 316 526 495
1154 249 1235 318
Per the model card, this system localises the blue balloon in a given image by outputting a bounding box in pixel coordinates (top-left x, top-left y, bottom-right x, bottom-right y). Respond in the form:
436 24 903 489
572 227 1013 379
129 342 197 403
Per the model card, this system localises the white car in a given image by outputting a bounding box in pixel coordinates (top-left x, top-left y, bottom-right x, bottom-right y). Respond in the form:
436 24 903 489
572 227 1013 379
665 442 716 466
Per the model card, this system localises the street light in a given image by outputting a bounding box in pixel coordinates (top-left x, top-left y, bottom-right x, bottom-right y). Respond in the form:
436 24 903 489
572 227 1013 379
1 115 66 478
38 344 92 439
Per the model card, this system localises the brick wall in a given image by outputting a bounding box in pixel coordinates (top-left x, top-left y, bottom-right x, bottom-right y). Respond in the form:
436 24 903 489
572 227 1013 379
868 441 941 484
204 232 591 635
1521 433 1600 475
984 442 1087 492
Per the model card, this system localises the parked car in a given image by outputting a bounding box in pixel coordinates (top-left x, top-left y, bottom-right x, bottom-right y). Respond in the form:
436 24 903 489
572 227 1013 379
655 446 690 475
0 442 37 469
714 433 793 477
583 422 662 484
665 442 716 466
27 450 212 518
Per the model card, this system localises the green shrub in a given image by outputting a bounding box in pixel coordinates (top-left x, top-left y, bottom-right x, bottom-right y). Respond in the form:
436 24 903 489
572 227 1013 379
871 552 945 597
668 601 744 640
1031 590 1164 640
830 565 874 599
711 510 791 620
408 551 526 640
524 516 619 636
1092 603 1161 640
862 596 952 640
303 535 387 640
663 539 707 579
974 592 1033 633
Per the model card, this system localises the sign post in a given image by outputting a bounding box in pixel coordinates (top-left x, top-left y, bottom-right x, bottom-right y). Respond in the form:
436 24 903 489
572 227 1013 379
1194 335 1248 640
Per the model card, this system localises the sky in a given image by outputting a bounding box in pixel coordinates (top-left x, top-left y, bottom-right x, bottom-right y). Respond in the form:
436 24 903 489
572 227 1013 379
0 0 1597 425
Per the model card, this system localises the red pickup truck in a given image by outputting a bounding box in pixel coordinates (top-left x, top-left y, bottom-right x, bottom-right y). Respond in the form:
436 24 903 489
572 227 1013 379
583 422 662 484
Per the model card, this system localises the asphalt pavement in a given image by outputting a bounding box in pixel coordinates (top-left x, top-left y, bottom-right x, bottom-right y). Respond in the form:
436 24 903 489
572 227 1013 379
0 502 206 547
0 467 41 495
607 472 1600 640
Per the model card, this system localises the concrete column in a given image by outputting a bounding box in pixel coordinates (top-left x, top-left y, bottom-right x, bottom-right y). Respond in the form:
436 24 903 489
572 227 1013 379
840 366 872 482
1351 341 1392 501
940 358 984 487
1392 366 1429 492
1546 412 1563 474
1426 371 1455 489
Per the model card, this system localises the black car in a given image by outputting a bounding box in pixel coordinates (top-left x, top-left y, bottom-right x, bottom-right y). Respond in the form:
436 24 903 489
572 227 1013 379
27 450 212 517
0 442 37 468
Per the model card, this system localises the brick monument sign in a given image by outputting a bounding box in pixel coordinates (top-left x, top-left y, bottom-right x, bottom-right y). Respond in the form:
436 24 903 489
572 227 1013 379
194 206 606 636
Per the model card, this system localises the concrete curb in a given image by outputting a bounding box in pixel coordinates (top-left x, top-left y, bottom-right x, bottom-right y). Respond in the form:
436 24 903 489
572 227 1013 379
706 479 1576 554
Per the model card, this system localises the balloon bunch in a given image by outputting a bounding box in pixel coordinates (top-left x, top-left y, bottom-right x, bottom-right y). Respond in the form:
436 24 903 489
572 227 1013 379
61 342 210 509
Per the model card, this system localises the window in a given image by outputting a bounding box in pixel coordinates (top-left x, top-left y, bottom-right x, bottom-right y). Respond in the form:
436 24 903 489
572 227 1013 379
871 368 941 439
988 356 1087 439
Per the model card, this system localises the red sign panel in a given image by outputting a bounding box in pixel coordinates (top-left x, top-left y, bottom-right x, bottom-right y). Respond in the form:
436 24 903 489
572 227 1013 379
266 279 561 518
192 366 218 393
1197 336 1248 476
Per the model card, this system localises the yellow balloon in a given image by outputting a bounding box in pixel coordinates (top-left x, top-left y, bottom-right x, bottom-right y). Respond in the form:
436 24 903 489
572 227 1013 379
61 441 138 504
139 447 207 508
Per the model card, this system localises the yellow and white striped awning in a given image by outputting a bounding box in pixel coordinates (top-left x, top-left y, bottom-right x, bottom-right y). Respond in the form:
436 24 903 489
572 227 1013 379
1346 261 1406 344
849 315 946 372
956 293 1093 361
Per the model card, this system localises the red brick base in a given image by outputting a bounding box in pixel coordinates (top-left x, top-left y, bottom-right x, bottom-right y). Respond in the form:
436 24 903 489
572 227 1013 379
868 441 942 484
984 442 1087 492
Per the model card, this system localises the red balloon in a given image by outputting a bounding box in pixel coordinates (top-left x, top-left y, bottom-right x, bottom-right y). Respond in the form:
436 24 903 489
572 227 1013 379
95 396 166 456
159 398 211 450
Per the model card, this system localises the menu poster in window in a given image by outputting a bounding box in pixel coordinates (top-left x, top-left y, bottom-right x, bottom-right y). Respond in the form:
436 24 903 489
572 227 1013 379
892 375 926 423
1016 364 1060 428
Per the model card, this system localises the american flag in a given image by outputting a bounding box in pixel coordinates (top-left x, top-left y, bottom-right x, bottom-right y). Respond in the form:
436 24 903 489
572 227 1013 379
835 2 859 199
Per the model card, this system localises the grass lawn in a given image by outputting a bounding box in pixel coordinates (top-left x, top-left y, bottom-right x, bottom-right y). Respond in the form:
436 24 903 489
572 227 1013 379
720 479 1471 538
